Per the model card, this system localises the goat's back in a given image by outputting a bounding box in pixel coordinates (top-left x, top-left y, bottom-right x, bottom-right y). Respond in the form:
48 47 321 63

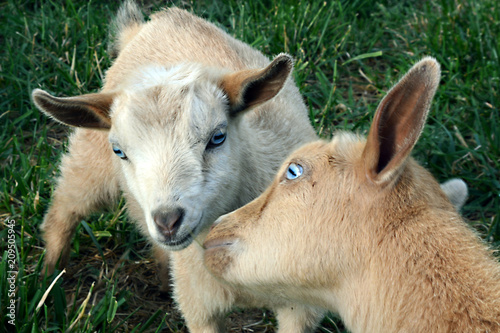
105 8 267 90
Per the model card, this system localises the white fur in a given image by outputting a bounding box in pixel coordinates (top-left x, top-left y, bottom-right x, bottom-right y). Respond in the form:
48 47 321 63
33 4 322 332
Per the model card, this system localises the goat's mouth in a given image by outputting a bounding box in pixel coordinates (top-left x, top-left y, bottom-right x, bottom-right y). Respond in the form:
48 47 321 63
203 237 236 275
203 238 234 250
159 214 205 251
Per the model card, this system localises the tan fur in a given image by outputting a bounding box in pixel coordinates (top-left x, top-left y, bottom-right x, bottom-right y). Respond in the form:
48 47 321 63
204 58 500 332
220 55 294 114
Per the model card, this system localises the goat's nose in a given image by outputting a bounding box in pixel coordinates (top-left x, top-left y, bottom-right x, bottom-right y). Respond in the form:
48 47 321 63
152 207 185 238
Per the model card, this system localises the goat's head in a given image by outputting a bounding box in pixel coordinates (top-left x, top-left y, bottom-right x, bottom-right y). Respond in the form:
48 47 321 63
204 57 453 299
32 54 294 250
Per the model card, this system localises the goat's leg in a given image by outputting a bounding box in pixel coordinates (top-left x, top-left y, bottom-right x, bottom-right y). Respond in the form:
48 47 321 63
170 246 230 333
276 305 325 333
41 129 119 276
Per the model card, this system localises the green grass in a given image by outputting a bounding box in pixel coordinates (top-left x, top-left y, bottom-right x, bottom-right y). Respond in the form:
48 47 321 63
1 0 498 332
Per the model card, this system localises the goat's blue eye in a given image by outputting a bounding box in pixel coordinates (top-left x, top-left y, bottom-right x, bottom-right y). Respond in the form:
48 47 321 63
286 163 303 180
208 129 226 148
112 146 127 160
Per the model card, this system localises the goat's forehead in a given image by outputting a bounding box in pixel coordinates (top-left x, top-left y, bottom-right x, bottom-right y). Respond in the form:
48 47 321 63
110 67 228 139
291 141 330 159
281 141 331 173
125 64 218 91
329 132 365 160
286 134 364 169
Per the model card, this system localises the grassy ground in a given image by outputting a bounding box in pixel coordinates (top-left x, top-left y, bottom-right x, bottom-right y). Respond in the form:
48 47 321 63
1 0 498 332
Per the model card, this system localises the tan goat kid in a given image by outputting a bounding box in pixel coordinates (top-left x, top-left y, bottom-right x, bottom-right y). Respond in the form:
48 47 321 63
204 57 500 332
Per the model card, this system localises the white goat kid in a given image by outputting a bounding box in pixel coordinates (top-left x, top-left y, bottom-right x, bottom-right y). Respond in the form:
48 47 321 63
204 57 500 333
32 1 323 332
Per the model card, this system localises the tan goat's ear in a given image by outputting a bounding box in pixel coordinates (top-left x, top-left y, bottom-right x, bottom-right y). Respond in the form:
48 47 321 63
362 57 441 186
32 89 115 129
220 53 293 115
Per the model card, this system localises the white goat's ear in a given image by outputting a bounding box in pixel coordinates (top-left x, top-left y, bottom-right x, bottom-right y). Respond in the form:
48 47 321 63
220 53 293 115
361 57 441 186
32 89 115 129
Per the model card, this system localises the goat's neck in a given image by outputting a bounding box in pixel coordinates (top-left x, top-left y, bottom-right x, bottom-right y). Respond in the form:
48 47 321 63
320 268 385 333
335 215 500 332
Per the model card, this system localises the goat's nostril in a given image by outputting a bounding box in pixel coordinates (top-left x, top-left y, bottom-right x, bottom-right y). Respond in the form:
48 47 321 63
153 208 185 237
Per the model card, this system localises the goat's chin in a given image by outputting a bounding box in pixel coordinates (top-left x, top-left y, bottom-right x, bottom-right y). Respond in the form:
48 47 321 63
157 232 196 251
